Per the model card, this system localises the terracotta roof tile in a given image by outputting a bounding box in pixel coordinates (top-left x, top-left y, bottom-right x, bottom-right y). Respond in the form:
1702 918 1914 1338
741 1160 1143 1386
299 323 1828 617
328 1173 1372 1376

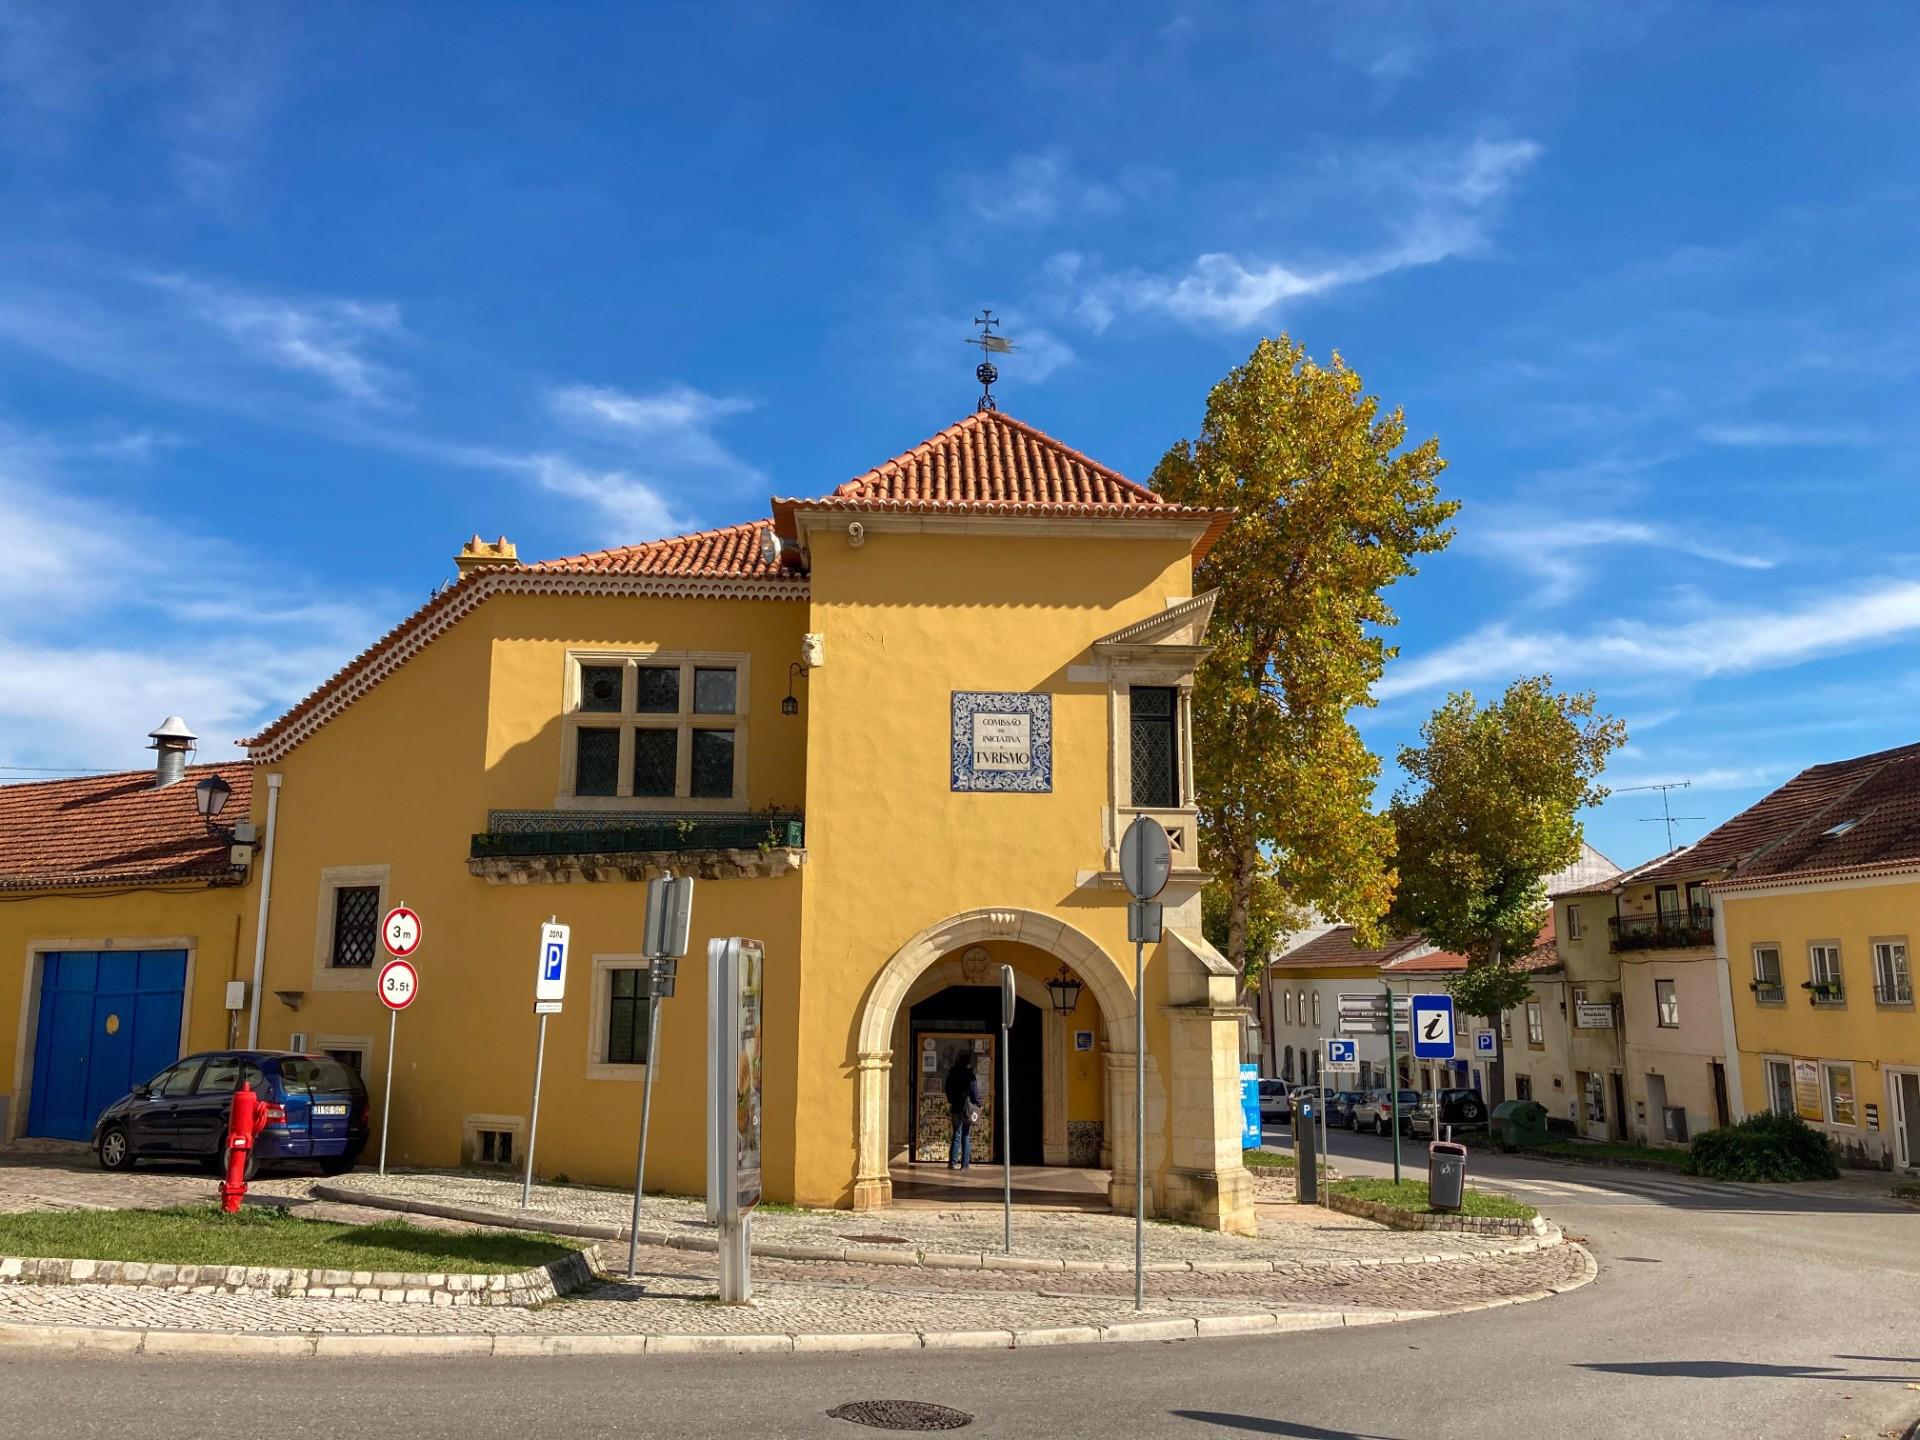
772 411 1234 555
528 521 797 579
1679 740 1920 887
0 764 252 891
1267 928 1431 972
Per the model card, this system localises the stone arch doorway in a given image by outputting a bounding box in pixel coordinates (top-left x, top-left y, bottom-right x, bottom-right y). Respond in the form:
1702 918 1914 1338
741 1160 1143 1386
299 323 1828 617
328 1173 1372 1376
853 908 1146 1211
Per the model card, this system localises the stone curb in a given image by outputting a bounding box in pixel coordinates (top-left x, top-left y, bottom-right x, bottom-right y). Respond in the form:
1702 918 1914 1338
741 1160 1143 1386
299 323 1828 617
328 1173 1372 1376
1323 1191 1550 1238
0 1243 1597 1358
311 1184 1561 1275
0 1248 597 1309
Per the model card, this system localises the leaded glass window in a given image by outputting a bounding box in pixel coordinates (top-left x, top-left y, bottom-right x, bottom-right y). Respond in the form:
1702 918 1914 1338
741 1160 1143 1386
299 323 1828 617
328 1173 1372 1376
1129 686 1179 808
607 968 652 1065
330 885 380 969
574 727 620 796
632 729 677 797
691 729 735 798
580 665 623 713
693 668 737 714
635 666 679 714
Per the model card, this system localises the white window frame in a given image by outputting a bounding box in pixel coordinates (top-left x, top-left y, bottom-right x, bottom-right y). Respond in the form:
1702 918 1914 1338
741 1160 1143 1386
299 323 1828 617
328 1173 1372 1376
1283 990 1292 1025
1872 937 1911 1006
1752 944 1784 1001
1654 978 1680 1028
559 650 751 812
586 954 654 1081
1525 1001 1544 1047
1311 991 1321 1028
1809 941 1845 1003
1763 1056 1795 1116
1824 1061 1857 1127
1566 903 1583 941
310 864 389 993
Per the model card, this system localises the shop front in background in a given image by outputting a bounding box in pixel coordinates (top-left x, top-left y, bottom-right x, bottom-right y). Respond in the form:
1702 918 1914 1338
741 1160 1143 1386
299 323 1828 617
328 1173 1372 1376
907 983 1044 1166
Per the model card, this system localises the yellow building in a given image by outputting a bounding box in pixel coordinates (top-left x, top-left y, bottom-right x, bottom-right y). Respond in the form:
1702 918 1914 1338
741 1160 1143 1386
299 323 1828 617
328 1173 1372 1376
1694 743 1920 1172
225 411 1254 1229
0 724 254 1146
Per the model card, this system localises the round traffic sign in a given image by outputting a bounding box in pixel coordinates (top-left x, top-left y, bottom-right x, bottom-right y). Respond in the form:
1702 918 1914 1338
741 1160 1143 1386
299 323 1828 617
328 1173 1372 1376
1118 815 1173 900
378 958 419 1011
381 906 422 958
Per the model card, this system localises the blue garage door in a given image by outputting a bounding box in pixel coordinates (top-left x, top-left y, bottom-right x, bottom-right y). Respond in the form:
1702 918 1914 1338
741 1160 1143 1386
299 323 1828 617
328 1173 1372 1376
27 951 187 1142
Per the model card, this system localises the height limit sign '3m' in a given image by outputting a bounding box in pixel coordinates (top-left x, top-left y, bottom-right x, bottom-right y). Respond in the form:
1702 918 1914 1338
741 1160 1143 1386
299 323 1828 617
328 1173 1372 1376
1410 994 1455 1059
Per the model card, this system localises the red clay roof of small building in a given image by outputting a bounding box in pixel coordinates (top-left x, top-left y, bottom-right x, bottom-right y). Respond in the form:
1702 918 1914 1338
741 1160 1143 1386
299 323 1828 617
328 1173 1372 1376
1267 927 1432 972
1678 740 1920 887
0 764 253 891
771 411 1234 556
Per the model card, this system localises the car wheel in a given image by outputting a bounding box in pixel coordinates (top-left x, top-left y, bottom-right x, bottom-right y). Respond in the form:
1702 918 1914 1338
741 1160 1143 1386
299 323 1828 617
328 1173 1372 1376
318 1153 358 1177
215 1133 260 1183
1373 1116 1386 1137
1461 1103 1484 1122
97 1125 136 1172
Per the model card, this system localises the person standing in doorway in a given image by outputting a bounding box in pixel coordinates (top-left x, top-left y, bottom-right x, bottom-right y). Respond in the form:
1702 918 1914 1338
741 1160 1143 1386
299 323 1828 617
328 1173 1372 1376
944 1052 982 1170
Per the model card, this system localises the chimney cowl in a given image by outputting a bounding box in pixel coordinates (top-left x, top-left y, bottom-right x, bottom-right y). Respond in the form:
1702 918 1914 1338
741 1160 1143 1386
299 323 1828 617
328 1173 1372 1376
148 715 196 789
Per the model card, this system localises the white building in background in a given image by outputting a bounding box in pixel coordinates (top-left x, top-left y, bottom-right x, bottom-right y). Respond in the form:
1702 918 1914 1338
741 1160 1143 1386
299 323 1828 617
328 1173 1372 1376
1256 843 1619 1102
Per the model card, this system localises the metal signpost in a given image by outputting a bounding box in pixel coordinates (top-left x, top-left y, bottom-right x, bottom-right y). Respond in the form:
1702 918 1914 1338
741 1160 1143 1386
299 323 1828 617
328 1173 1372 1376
522 917 569 1208
628 872 694 1278
1119 814 1171 1312
1384 984 1403 1184
707 936 764 1304
999 964 1015 1254
1322 1037 1358 1208
374 933 418 1180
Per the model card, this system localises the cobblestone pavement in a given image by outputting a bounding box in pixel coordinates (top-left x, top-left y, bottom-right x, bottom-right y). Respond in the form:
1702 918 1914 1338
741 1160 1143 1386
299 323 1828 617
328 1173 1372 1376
323 1170 1536 1267
0 1157 1588 1344
0 1236 1589 1339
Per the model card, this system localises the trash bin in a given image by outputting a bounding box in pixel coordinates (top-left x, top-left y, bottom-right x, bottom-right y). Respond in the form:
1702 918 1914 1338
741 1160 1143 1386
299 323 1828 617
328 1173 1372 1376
1428 1140 1468 1211
1489 1099 1550 1152
1294 1097 1318 1204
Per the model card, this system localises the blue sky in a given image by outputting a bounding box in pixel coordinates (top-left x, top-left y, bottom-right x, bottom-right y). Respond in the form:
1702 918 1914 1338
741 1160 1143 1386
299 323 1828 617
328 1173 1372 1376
2 2 1917 866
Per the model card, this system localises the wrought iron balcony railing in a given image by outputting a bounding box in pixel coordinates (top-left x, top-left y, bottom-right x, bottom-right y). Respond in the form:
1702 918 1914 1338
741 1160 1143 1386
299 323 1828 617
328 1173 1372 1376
1874 980 1914 1006
1750 981 1786 1005
1608 908 1714 951
1805 981 1846 1008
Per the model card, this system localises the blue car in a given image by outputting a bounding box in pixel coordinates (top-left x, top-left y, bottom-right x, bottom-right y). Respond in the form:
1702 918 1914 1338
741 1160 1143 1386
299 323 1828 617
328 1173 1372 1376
92 1051 369 1178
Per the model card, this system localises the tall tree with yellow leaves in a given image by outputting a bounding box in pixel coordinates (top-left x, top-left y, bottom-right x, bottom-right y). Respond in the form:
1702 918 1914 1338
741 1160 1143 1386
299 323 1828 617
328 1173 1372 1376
1154 335 1458 1016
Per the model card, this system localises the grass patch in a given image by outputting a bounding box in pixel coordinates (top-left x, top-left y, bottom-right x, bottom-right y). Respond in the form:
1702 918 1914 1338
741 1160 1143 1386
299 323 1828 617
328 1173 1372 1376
1329 1178 1536 1221
1532 1139 1690 1171
0 1207 581 1274
1241 1148 1296 1171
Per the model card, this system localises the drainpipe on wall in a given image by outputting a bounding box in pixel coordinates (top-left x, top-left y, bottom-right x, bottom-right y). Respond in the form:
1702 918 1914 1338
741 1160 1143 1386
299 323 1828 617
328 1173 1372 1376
246 773 283 1049
1710 897 1746 1120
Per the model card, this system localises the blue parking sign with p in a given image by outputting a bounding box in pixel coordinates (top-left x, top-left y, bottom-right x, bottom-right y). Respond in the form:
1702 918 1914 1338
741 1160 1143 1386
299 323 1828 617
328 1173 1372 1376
535 920 570 1004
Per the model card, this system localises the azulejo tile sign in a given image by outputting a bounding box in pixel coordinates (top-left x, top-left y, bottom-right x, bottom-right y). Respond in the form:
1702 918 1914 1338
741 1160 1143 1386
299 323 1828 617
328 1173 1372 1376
951 691 1052 792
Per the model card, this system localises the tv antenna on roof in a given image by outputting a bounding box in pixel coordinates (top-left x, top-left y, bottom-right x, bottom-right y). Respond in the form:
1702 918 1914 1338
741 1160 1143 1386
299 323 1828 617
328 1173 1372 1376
964 309 1017 413
1617 780 1706 851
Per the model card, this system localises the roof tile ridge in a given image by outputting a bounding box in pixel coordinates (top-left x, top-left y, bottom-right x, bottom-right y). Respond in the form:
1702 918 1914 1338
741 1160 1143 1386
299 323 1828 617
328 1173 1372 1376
529 519 768 570
1739 757 1903 874
831 413 986 499
989 411 1163 504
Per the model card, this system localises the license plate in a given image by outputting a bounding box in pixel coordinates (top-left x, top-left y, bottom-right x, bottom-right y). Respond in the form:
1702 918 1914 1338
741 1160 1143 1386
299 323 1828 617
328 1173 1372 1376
313 1104 348 1116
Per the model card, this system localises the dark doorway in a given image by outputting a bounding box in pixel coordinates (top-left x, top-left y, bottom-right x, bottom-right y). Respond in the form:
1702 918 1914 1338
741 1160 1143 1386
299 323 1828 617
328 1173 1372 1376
1611 1071 1629 1141
909 985 1045 1165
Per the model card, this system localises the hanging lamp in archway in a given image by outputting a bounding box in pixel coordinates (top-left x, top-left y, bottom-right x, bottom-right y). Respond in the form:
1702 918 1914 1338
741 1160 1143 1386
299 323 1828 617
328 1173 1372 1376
1044 965 1084 1016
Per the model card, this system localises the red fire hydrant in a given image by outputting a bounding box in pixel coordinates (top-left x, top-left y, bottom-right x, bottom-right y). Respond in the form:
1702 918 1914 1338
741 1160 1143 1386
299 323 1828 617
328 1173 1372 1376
219 1086 283 1214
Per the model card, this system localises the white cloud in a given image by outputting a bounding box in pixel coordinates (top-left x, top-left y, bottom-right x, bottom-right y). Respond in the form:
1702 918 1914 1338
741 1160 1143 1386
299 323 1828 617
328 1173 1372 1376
959 150 1127 227
519 455 688 543
1378 576 1920 701
548 382 761 478
145 273 405 406
1059 136 1541 332
1695 421 1873 448
1471 514 1774 604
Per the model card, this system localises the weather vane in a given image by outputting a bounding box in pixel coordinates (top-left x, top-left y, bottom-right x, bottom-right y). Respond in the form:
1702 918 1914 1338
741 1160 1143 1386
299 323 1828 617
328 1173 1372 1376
964 308 1016 412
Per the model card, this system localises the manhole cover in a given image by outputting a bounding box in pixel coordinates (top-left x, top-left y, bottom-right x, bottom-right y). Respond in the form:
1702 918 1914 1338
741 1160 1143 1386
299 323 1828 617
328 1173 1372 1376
827 1400 973 1431
839 1234 911 1246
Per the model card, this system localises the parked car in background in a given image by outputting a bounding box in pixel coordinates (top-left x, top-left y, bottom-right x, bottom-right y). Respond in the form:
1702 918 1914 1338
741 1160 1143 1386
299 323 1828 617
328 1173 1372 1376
1326 1090 1367 1128
93 1051 369 1178
1409 1088 1490 1138
1352 1088 1422 1136
1257 1078 1292 1124
1289 1085 1337 1119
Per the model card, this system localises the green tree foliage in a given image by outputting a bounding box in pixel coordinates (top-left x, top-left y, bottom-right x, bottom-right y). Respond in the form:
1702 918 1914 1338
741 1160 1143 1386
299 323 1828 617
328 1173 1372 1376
1388 677 1626 1088
1155 336 1458 994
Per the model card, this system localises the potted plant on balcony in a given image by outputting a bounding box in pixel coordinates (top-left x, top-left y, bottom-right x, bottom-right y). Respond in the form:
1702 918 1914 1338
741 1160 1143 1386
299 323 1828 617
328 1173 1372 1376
1800 980 1844 1002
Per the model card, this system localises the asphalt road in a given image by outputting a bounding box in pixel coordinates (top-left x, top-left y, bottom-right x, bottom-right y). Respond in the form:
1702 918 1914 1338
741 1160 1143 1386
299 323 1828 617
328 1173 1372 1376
4 1133 1915 1440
